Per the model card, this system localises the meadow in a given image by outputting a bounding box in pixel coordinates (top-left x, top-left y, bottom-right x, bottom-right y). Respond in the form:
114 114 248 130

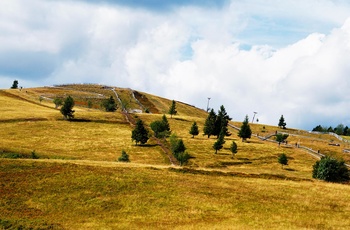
1 85 350 229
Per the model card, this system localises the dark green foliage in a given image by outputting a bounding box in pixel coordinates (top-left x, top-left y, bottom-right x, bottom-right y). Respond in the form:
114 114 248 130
169 134 190 166
278 153 288 168
131 119 149 145
189 121 199 138
31 150 39 159
118 150 130 162
101 96 117 112
11 80 18 89
60 96 75 120
312 156 349 182
203 109 216 138
39 96 44 103
213 105 232 138
276 133 289 144
238 115 252 141
150 115 171 138
53 98 63 108
176 151 191 166
278 115 287 129
230 141 237 157
168 100 177 118
312 125 327 132
213 131 225 154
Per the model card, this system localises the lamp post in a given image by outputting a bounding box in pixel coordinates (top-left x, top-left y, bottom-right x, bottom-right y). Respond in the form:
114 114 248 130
206 97 211 112
252 112 257 123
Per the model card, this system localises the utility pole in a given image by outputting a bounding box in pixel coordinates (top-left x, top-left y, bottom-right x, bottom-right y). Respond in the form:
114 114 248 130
252 112 257 123
206 97 211 112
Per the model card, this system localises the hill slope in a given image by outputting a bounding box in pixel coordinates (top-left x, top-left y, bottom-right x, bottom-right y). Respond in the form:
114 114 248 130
1 84 350 229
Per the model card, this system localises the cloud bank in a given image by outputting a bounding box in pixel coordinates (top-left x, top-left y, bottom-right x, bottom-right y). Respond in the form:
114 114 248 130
1 0 350 129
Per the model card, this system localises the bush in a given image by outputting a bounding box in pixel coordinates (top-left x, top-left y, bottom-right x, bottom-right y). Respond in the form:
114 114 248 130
118 150 130 162
31 150 39 159
278 153 288 168
312 156 349 182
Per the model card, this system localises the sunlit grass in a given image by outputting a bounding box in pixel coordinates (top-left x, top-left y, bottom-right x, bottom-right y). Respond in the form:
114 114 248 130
1 160 350 229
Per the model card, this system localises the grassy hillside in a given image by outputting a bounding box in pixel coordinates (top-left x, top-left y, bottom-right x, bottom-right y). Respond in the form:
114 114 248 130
1 85 350 229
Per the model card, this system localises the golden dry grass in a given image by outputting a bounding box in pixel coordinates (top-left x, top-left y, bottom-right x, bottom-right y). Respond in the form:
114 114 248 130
1 85 350 229
1 160 350 229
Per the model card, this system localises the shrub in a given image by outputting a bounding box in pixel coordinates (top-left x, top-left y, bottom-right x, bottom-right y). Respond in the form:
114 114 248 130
118 150 130 162
312 156 349 182
278 153 288 168
31 150 39 159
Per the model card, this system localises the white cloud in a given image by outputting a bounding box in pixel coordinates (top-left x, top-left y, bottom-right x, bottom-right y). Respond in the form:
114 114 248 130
1 0 350 129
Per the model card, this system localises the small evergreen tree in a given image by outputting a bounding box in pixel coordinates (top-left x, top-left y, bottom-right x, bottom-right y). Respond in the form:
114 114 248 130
169 134 190 166
213 130 225 154
118 150 130 162
278 153 288 168
168 100 177 118
230 141 238 158
177 151 191 166
53 98 63 109
312 156 349 182
238 115 252 142
11 80 18 89
101 96 117 112
131 119 149 145
60 96 75 120
278 115 287 129
203 109 216 138
150 115 171 138
213 105 232 138
162 115 171 133
189 121 199 138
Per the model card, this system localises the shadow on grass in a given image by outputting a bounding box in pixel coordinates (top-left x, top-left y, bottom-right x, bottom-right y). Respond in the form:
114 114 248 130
136 144 158 148
285 168 296 171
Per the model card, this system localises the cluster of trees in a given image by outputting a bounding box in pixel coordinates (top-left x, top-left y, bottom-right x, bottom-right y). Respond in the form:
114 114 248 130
150 115 170 138
312 124 350 136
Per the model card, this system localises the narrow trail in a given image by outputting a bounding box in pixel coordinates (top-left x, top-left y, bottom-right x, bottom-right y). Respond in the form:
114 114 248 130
111 88 178 166
228 123 350 167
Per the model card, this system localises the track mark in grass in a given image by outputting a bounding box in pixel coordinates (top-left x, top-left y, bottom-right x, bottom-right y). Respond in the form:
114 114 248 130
168 167 312 182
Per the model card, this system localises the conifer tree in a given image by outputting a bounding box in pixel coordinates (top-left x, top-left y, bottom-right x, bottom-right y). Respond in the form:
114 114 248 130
213 105 232 138
168 100 177 118
230 141 238 158
189 121 199 138
131 119 149 145
60 96 75 120
278 115 287 129
238 115 252 142
11 80 18 89
203 109 216 138
102 96 117 112
213 130 225 154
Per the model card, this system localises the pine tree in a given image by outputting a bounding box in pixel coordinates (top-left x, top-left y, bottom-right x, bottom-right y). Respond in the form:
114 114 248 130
203 109 216 138
230 141 238 158
213 105 232 138
238 115 252 142
118 150 130 162
11 80 18 89
102 96 117 112
60 96 75 120
278 115 287 129
162 115 171 133
189 122 199 138
213 130 225 154
131 119 149 145
168 100 177 118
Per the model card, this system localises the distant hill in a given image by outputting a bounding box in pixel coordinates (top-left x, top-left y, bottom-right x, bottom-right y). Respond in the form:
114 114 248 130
1 84 350 229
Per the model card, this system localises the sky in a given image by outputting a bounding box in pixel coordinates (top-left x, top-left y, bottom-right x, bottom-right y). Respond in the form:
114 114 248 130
1 0 350 130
